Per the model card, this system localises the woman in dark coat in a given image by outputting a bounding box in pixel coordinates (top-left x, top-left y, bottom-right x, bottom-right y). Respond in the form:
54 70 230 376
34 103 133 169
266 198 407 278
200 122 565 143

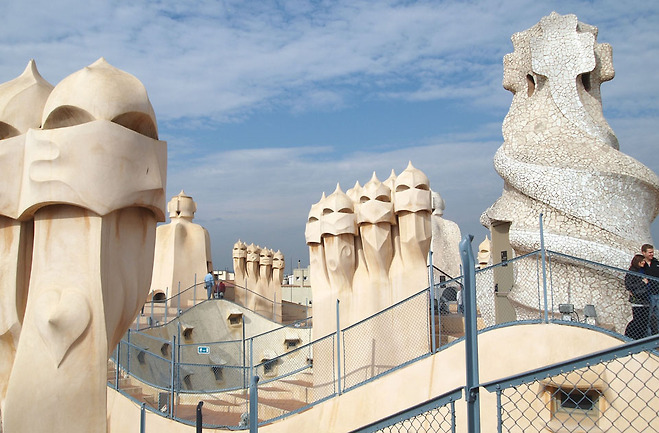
624 254 649 340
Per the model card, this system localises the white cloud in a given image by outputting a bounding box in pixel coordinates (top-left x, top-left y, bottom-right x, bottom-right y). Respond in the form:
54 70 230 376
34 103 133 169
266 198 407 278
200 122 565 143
2 0 658 268
3 1 658 123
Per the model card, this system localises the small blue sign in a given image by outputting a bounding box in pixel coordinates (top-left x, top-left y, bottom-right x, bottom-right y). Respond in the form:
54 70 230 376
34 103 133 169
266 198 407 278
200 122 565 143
197 346 210 355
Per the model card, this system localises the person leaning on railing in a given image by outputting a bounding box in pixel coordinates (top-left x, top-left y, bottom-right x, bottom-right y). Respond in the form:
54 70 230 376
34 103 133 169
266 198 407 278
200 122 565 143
642 244 659 335
624 254 650 340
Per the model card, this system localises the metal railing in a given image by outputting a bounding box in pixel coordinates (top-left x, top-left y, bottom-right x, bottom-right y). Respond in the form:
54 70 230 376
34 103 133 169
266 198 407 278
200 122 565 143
349 387 462 433
341 289 431 392
341 232 659 433
482 334 659 433
138 279 307 330
111 226 659 430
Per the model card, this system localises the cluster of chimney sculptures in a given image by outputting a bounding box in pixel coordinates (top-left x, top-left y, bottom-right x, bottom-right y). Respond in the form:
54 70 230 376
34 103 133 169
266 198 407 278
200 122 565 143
1 11 659 433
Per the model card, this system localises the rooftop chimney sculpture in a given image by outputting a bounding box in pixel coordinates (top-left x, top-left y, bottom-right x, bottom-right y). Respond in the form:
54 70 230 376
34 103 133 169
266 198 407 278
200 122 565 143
481 12 659 331
1 59 166 433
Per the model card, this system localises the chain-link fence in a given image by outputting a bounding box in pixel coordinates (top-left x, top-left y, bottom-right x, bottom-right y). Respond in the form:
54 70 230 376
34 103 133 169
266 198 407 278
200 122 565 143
109 314 326 428
248 333 337 425
482 335 659 433
108 243 659 430
348 336 659 433
341 289 431 392
110 339 175 414
349 388 462 433
109 333 337 428
470 249 658 339
139 280 302 330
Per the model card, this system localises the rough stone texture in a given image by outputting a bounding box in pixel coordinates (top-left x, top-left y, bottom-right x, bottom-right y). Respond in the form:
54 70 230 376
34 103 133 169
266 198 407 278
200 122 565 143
481 12 659 332
0 58 165 433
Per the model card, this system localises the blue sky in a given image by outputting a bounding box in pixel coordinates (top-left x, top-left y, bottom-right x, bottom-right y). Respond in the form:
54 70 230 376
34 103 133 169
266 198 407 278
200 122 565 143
2 1 658 271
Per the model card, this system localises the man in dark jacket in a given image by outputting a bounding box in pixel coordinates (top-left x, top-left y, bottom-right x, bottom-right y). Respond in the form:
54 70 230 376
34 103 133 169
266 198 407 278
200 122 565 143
642 244 659 334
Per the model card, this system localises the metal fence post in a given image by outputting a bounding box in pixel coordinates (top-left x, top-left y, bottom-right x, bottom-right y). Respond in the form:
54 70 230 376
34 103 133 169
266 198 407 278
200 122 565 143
140 402 146 433
196 401 204 432
150 297 155 327
496 389 503 433
126 329 131 377
273 293 277 321
336 299 342 395
243 319 247 390
177 322 181 420
115 340 120 389
429 250 437 353
193 273 197 306
249 374 259 433
170 335 176 419
249 337 254 389
460 235 481 433
177 281 181 317
249 337 256 430
539 213 549 323
164 287 169 324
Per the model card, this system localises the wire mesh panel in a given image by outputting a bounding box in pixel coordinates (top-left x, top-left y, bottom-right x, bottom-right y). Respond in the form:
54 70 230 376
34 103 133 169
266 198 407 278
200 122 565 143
489 337 659 433
434 276 467 346
171 333 336 428
248 318 313 372
471 250 649 337
545 251 655 334
253 335 335 425
178 339 245 390
350 388 462 433
371 407 455 433
174 384 249 428
342 289 430 391
175 361 247 393
109 340 174 413
475 251 543 329
125 340 173 390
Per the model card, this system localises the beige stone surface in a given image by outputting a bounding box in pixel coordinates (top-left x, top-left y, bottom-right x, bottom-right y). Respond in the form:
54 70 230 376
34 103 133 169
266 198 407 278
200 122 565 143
477 236 491 268
150 191 212 304
431 190 462 280
305 163 432 395
127 299 311 395
232 240 284 319
106 323 639 433
306 163 432 340
0 60 51 416
1 58 165 433
481 12 659 332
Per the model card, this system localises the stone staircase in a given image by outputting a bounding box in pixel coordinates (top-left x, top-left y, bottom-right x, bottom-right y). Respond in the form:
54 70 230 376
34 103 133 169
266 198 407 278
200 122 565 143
108 359 314 427
216 372 314 421
107 361 159 409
